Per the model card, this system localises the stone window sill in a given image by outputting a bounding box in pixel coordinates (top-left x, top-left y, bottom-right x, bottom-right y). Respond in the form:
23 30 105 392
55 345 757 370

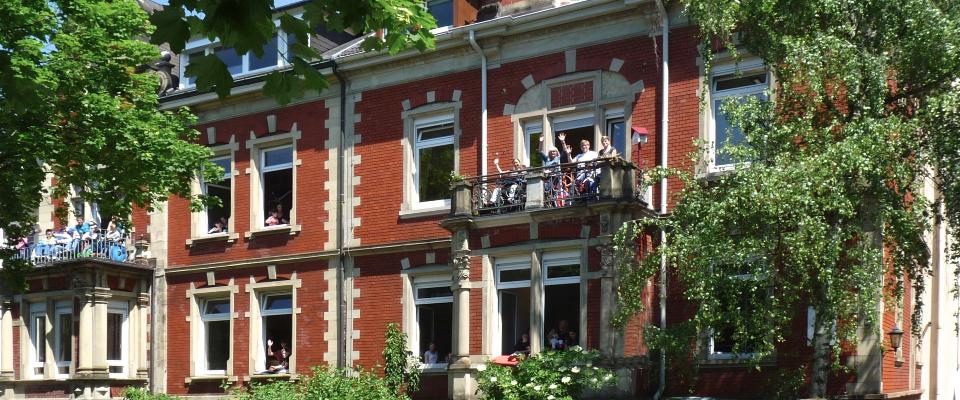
184 375 238 384
185 232 239 246
399 206 449 219
247 373 298 382
244 224 302 239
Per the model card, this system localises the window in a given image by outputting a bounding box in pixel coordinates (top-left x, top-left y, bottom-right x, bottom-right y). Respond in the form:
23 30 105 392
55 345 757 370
542 252 580 351
709 63 769 170
203 156 232 235
605 109 626 157
414 280 452 366
107 301 128 377
180 30 293 88
54 302 72 377
551 113 595 159
496 257 531 356
523 121 544 168
200 298 230 375
261 146 293 228
260 293 292 373
426 0 453 27
706 266 767 360
28 302 46 378
414 117 455 208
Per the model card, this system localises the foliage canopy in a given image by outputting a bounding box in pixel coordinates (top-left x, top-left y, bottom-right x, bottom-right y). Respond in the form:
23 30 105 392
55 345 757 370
613 0 960 396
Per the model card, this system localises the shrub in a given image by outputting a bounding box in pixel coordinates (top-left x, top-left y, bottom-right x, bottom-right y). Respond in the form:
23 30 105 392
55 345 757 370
122 387 180 400
475 347 617 400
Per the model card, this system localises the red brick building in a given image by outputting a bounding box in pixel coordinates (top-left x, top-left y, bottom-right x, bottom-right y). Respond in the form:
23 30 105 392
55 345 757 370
3 0 955 399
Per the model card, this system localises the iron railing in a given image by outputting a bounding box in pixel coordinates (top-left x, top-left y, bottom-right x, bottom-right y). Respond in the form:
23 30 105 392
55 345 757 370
11 233 135 265
459 158 638 217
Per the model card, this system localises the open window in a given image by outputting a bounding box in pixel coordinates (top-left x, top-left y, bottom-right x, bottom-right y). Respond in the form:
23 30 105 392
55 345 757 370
543 252 581 350
54 301 72 378
552 113 596 159
604 109 626 157
414 117 455 208
523 121 544 168
199 298 230 375
28 302 46 378
261 146 293 228
414 280 453 366
709 62 769 171
496 257 532 356
260 293 293 373
204 156 232 234
107 301 128 377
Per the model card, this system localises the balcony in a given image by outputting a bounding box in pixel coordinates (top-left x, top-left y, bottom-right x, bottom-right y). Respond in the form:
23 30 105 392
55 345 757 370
10 232 145 267
449 158 645 219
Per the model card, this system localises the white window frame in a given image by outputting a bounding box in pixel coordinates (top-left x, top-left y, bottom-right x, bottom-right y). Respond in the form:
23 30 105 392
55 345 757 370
705 272 764 360
260 145 294 229
178 22 298 90
542 252 581 286
707 59 769 173
245 129 302 237
199 297 231 376
400 101 460 217
522 120 544 168
199 155 234 237
494 256 532 356
107 301 129 378
27 302 46 379
412 278 453 368
53 301 72 378
257 292 293 373
413 116 455 209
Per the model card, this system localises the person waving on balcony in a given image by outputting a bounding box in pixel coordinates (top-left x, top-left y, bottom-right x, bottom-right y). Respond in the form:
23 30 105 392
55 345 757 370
489 157 526 205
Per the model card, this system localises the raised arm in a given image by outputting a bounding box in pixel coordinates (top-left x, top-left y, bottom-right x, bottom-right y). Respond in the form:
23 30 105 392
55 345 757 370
266 339 275 356
493 158 505 174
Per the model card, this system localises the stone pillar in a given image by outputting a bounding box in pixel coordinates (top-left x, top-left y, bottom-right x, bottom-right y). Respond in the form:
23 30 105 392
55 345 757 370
0 299 13 378
451 181 475 217
529 250 543 354
137 290 150 379
597 245 620 356
448 228 476 400
524 170 544 210
77 287 110 377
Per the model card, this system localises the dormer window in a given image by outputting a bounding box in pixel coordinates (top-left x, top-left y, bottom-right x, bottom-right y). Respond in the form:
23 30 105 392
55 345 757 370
427 0 454 27
180 32 295 89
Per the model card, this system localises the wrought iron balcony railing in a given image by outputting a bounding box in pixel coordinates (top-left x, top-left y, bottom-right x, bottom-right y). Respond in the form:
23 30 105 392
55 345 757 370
10 233 137 266
451 158 641 217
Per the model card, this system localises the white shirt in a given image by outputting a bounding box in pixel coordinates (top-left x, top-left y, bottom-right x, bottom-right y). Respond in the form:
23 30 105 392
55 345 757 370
423 349 439 364
573 150 598 163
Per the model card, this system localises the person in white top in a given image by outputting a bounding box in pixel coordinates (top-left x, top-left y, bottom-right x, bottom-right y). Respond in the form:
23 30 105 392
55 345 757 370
558 133 600 196
423 342 439 364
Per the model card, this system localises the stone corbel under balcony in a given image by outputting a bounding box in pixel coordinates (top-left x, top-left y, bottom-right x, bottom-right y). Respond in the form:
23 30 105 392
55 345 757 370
185 232 240 247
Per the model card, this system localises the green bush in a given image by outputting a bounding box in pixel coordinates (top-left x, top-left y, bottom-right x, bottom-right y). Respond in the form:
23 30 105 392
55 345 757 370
475 347 617 400
122 387 180 400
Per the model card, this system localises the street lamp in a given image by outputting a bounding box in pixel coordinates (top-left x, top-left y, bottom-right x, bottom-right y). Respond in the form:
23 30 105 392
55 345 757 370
888 326 904 352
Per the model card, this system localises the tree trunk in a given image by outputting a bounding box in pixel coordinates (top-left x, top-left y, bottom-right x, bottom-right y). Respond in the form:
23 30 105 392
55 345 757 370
810 310 832 398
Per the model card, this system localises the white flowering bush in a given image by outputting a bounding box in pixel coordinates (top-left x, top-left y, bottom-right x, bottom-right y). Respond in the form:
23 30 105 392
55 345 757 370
475 347 615 400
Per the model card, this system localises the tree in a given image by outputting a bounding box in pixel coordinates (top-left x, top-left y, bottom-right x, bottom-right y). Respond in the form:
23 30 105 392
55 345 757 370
0 0 219 289
149 0 438 104
613 0 960 397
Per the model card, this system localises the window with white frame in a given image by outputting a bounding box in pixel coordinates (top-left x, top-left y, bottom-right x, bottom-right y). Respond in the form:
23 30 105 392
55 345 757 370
413 279 452 366
261 146 293 228
709 62 769 170
259 293 292 373
106 301 128 377
542 252 581 351
605 108 627 157
28 302 46 378
54 301 72 377
203 156 232 235
706 262 767 360
414 116 455 208
180 29 297 88
426 0 453 27
199 298 230 375
523 121 544 168
551 113 596 159
495 257 531 356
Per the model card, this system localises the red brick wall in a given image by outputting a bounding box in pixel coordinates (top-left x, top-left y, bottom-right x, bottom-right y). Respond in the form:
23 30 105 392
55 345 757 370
550 81 594 108
352 71 481 247
352 254 405 369
166 103 331 268
164 261 328 395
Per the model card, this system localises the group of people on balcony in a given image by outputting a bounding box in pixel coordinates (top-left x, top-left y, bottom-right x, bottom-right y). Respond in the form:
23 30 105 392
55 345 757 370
483 132 619 210
24 216 127 262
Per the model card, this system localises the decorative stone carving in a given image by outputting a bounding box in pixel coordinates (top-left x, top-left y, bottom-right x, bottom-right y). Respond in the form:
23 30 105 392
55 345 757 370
598 245 616 278
452 254 471 285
